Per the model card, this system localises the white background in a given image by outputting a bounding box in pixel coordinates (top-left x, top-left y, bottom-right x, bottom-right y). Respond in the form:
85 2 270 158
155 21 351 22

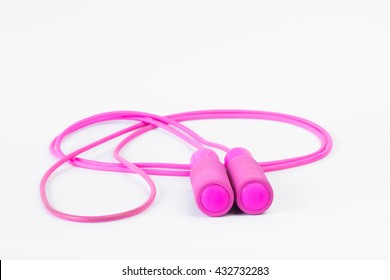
0 0 389 259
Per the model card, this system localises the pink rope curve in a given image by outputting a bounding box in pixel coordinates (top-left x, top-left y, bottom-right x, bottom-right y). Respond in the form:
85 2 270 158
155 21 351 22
41 110 332 222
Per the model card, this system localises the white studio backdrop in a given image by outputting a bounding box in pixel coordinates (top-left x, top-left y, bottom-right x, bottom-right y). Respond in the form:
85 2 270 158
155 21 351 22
0 0 389 259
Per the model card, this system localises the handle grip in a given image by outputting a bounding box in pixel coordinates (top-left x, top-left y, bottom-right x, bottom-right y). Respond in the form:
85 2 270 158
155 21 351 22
190 149 234 217
225 147 273 214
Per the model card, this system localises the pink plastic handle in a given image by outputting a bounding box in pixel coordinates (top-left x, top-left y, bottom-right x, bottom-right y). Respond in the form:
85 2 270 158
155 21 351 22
190 149 234 216
225 147 273 214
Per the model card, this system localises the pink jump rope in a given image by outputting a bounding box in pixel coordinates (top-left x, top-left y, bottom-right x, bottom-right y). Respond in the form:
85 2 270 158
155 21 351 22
41 110 332 222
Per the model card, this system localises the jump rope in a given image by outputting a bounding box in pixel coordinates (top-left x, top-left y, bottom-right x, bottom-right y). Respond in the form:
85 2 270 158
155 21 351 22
40 110 333 222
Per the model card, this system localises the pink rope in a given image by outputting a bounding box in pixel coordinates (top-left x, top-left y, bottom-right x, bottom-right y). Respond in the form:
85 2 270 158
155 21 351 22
41 110 332 222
